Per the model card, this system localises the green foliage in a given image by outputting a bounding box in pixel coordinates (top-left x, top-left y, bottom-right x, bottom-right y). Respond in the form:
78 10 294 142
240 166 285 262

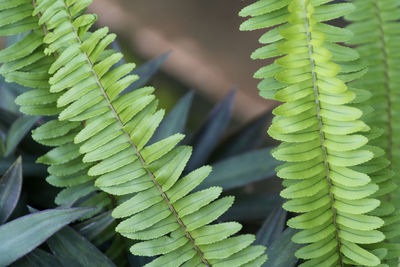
0 160 116 267
345 1 400 263
45 226 116 267
33 0 265 264
4 0 400 265
0 157 22 223
4 116 39 157
255 206 286 247
0 58 276 267
186 90 235 171
265 228 301 267
197 148 278 191
0 206 91 266
240 0 389 266
13 248 63 267
0 0 278 266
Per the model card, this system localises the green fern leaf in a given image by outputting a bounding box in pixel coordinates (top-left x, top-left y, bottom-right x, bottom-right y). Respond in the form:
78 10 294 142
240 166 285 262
240 0 387 265
0 0 104 217
345 0 400 264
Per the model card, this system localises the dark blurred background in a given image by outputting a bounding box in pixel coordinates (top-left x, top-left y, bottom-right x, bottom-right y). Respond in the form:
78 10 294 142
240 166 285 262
88 0 276 123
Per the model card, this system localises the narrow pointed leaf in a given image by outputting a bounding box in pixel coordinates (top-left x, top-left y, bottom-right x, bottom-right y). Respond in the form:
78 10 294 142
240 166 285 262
13 248 61 267
264 228 300 267
5 116 40 156
256 205 286 246
213 111 273 160
0 208 91 266
221 194 279 221
150 91 193 144
74 211 115 241
198 148 278 191
47 226 116 267
0 157 22 224
186 89 235 171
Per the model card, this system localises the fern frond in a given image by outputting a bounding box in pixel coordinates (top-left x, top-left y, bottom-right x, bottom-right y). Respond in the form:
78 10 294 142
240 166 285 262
0 0 268 265
345 0 400 264
0 0 107 217
0 0 111 220
240 0 386 266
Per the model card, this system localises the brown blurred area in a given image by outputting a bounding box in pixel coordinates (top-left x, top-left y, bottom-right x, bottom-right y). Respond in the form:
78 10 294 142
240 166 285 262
88 0 277 121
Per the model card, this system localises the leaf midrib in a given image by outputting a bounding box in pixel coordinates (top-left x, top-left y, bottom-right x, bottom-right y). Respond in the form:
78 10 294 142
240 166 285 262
301 2 343 265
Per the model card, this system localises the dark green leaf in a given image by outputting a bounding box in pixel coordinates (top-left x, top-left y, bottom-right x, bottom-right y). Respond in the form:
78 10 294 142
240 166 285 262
3 82 29 95
0 107 19 127
0 75 29 99
47 226 116 267
0 157 22 224
186 89 236 171
5 116 40 156
8 256 31 267
121 52 170 94
105 235 128 265
0 208 90 266
0 82 19 113
256 205 286 246
197 147 278 191
0 137 5 157
213 111 272 160
150 91 193 144
0 157 47 177
92 223 118 247
26 249 61 267
12 248 61 267
221 194 278 221
74 211 114 241
128 253 153 267
264 228 301 267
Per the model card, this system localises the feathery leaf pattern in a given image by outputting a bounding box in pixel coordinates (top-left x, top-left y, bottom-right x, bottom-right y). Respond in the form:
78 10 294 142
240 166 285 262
345 1 400 264
240 0 386 265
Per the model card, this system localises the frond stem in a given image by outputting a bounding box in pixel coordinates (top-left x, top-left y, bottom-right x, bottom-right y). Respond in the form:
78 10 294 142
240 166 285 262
32 0 47 34
31 0 57 58
59 1 209 264
302 2 342 265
